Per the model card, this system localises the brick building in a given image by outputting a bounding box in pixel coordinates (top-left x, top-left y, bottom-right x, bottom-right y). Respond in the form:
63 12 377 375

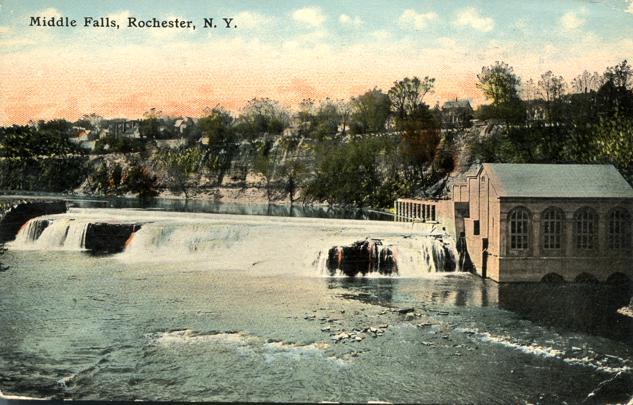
396 164 633 283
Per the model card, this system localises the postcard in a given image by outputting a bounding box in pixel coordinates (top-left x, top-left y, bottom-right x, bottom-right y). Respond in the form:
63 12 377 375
1 1 633 403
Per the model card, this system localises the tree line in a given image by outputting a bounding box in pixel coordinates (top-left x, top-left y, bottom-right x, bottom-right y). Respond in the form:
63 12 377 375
0 59 631 208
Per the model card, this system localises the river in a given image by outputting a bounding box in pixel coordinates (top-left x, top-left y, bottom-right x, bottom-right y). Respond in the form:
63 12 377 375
0 206 631 403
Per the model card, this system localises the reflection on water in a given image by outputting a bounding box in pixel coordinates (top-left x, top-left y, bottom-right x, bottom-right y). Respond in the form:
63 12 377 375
327 278 397 306
0 194 392 221
498 283 633 343
329 276 633 343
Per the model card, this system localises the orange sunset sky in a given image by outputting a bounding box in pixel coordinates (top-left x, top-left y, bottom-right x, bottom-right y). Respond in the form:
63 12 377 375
1 0 632 125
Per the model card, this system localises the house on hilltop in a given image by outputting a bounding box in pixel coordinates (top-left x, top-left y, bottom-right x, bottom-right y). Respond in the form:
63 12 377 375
396 164 633 283
105 119 140 138
441 99 473 129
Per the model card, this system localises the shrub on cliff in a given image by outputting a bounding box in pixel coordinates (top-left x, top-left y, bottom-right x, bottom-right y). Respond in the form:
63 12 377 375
0 123 87 192
303 137 408 209
122 163 159 200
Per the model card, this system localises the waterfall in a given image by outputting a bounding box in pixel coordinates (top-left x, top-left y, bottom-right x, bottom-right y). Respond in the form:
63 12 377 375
6 208 459 277
419 237 457 273
13 218 50 245
10 218 89 251
318 236 457 277
122 223 248 259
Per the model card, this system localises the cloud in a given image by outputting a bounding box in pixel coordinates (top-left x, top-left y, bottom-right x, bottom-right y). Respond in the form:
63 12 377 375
37 7 62 18
560 11 585 30
0 26 10 35
292 7 326 28
370 30 392 40
107 10 130 24
282 29 329 50
626 0 633 14
453 7 494 32
399 9 438 29
234 11 269 29
339 14 364 27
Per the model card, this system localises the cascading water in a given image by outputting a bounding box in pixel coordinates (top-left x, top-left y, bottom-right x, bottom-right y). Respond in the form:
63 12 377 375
12 218 50 245
10 218 90 251
319 236 457 277
419 237 457 273
5 208 458 276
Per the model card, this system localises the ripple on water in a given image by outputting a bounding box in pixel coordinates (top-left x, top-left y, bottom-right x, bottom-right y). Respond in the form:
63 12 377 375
457 327 632 375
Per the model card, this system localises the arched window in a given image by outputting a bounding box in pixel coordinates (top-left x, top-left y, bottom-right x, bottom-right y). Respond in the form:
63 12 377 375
608 208 631 250
542 208 563 250
509 207 530 250
574 208 597 250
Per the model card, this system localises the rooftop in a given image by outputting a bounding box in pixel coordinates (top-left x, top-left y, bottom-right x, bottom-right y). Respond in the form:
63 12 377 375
442 99 472 109
483 163 633 199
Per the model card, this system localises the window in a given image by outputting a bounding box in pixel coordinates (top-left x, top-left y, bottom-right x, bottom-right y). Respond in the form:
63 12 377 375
608 208 631 250
574 208 597 250
542 208 563 250
509 207 530 250
473 220 480 235
431 206 436 221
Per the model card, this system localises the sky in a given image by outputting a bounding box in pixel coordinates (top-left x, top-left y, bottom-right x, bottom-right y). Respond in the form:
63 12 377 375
0 0 632 124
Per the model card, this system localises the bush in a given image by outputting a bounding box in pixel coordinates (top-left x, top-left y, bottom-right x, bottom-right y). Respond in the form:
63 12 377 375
122 163 159 200
0 124 87 192
303 137 407 208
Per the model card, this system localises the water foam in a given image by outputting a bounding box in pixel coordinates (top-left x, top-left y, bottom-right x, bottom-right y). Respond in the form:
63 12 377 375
10 218 89 251
7 207 456 276
458 328 632 374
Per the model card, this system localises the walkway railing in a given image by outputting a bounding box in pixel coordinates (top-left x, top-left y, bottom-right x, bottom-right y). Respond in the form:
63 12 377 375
394 198 437 222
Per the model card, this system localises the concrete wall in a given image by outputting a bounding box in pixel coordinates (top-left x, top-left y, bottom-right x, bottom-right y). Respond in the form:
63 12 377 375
497 197 633 283
462 167 502 280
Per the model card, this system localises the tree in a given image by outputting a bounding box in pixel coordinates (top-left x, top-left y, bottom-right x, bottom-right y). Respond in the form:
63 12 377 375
594 111 633 181
278 159 307 205
349 88 391 134
154 147 203 199
313 98 343 140
388 76 435 122
572 70 603 94
139 107 163 140
303 137 406 209
476 62 524 123
253 139 277 203
122 163 159 200
93 162 110 193
538 71 567 105
477 61 521 106
238 98 290 139
109 163 124 192
335 99 352 137
296 98 317 137
604 59 632 90
0 123 86 192
537 71 568 125
75 113 103 130
198 106 238 185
